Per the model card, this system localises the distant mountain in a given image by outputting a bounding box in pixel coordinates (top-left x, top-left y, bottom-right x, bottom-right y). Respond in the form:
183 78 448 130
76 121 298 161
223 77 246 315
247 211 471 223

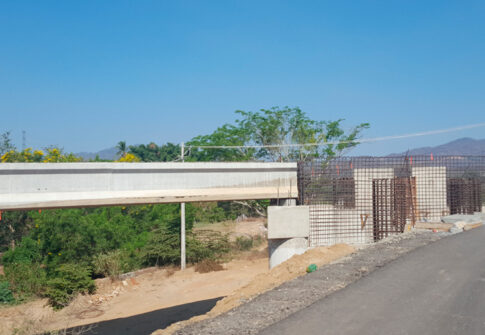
391 138 485 156
76 147 118 161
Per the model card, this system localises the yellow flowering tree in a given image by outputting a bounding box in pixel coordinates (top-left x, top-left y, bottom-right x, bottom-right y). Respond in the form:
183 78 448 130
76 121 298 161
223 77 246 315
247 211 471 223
117 153 141 162
1 147 80 163
43 147 81 162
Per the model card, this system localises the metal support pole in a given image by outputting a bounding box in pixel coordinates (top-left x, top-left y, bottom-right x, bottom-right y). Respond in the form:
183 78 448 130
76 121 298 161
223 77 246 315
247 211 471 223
180 142 186 270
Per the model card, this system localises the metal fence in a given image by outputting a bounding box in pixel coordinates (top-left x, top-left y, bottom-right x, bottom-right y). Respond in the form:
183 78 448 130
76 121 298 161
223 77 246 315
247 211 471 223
297 156 485 246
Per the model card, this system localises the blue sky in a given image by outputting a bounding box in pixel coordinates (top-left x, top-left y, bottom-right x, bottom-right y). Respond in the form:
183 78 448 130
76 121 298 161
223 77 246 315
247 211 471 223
1 1 484 155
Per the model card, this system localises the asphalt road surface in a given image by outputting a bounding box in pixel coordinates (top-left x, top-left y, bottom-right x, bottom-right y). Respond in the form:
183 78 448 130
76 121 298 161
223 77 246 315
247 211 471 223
65 297 222 335
260 227 485 335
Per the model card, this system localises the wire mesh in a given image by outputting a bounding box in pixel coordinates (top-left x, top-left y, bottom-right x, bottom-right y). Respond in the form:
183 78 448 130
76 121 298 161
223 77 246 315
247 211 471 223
298 156 485 246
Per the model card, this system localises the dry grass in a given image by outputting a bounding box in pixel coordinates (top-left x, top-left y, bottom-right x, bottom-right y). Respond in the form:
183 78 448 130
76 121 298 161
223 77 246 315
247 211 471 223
194 260 224 274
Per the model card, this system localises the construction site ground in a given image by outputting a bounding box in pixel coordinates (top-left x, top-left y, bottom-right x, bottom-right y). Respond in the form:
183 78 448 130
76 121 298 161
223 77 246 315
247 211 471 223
0 220 454 335
164 230 448 335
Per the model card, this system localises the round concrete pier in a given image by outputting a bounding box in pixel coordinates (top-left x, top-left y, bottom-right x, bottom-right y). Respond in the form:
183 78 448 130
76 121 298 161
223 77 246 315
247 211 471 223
268 237 308 269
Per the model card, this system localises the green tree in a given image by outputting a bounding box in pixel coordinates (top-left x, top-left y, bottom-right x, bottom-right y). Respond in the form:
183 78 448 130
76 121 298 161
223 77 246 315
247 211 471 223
0 211 33 252
186 107 368 162
0 131 15 156
187 124 255 162
116 141 128 158
235 107 369 161
128 142 180 162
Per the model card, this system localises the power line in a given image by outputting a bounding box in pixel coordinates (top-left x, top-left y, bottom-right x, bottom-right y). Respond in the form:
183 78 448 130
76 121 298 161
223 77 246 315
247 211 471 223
186 122 485 149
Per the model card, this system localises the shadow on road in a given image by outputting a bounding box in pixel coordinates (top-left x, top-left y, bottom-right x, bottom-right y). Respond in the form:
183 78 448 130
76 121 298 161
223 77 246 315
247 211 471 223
63 297 223 335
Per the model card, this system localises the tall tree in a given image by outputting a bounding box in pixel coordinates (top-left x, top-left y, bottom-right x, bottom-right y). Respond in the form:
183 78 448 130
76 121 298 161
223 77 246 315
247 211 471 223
0 131 16 156
116 141 127 158
187 107 369 162
128 142 180 162
187 124 254 162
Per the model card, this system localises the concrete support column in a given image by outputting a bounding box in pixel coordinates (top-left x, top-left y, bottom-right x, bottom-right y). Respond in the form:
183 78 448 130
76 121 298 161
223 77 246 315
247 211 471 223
267 203 309 269
269 237 308 268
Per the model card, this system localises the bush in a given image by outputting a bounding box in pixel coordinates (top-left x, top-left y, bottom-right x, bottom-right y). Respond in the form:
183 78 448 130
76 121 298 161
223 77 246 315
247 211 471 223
4 262 46 299
234 236 254 251
92 250 126 279
0 280 14 304
1 237 42 266
142 229 231 266
194 259 224 273
44 264 95 310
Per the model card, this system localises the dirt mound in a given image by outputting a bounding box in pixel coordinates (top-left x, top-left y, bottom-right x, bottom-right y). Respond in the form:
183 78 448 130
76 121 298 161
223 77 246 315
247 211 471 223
154 243 355 335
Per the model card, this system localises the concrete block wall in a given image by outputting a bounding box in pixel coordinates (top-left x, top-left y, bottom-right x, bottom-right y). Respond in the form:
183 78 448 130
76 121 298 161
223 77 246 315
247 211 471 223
412 166 448 222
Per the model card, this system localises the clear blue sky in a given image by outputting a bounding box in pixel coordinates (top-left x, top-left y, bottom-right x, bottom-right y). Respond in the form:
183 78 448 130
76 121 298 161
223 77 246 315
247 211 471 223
1 1 484 155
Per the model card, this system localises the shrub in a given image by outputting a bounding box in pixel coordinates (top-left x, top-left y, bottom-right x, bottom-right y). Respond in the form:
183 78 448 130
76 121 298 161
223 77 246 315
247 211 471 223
1 237 42 266
4 262 46 298
92 250 126 279
194 259 224 273
142 229 231 266
0 280 14 304
44 264 95 310
234 236 254 251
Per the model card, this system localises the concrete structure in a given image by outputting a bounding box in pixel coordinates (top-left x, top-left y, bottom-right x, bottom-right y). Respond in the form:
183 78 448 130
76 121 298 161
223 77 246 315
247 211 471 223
308 166 454 246
267 206 309 239
267 205 310 268
310 168 394 246
0 162 298 210
412 166 447 222
268 237 308 269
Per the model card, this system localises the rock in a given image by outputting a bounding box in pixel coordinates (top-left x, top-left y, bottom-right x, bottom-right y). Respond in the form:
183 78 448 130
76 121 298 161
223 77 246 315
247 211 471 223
442 213 485 224
450 227 463 234
464 222 483 231
453 221 467 229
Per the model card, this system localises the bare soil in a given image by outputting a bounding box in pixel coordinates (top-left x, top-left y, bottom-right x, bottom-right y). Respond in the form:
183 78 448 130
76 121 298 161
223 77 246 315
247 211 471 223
155 243 355 335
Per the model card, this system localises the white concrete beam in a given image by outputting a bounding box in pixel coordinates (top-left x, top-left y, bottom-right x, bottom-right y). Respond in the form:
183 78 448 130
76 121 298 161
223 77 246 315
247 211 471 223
0 162 298 210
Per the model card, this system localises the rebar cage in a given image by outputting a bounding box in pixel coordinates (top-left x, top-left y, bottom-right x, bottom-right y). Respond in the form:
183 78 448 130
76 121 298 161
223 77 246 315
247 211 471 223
297 156 485 246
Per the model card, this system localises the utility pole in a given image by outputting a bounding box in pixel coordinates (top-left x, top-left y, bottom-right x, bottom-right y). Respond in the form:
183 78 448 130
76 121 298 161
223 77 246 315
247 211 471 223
180 142 186 270
22 130 26 151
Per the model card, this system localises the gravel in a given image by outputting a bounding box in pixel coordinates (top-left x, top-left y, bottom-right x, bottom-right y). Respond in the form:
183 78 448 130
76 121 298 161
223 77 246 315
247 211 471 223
173 231 448 335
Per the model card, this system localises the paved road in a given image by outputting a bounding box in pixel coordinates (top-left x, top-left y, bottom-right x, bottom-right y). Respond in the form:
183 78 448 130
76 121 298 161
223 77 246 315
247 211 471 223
260 227 485 335
66 297 222 335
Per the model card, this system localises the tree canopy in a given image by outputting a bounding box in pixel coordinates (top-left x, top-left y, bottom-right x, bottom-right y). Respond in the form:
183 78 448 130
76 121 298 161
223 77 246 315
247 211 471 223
187 107 369 162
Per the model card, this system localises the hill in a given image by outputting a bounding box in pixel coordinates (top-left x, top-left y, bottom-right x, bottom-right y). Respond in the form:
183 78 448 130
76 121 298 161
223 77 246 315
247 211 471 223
391 138 485 156
76 147 118 161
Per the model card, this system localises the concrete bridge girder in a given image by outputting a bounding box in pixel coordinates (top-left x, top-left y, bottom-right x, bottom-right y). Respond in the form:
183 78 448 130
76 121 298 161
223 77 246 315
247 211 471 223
0 162 298 211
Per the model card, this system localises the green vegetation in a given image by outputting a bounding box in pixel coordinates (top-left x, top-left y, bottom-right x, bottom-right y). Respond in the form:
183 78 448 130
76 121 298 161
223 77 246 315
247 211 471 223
0 107 368 309
0 280 14 304
44 263 96 310
187 107 368 162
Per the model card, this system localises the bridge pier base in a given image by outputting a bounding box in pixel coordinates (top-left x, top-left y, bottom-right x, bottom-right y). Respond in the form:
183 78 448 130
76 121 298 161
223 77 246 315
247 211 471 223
268 237 308 268
267 201 309 269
